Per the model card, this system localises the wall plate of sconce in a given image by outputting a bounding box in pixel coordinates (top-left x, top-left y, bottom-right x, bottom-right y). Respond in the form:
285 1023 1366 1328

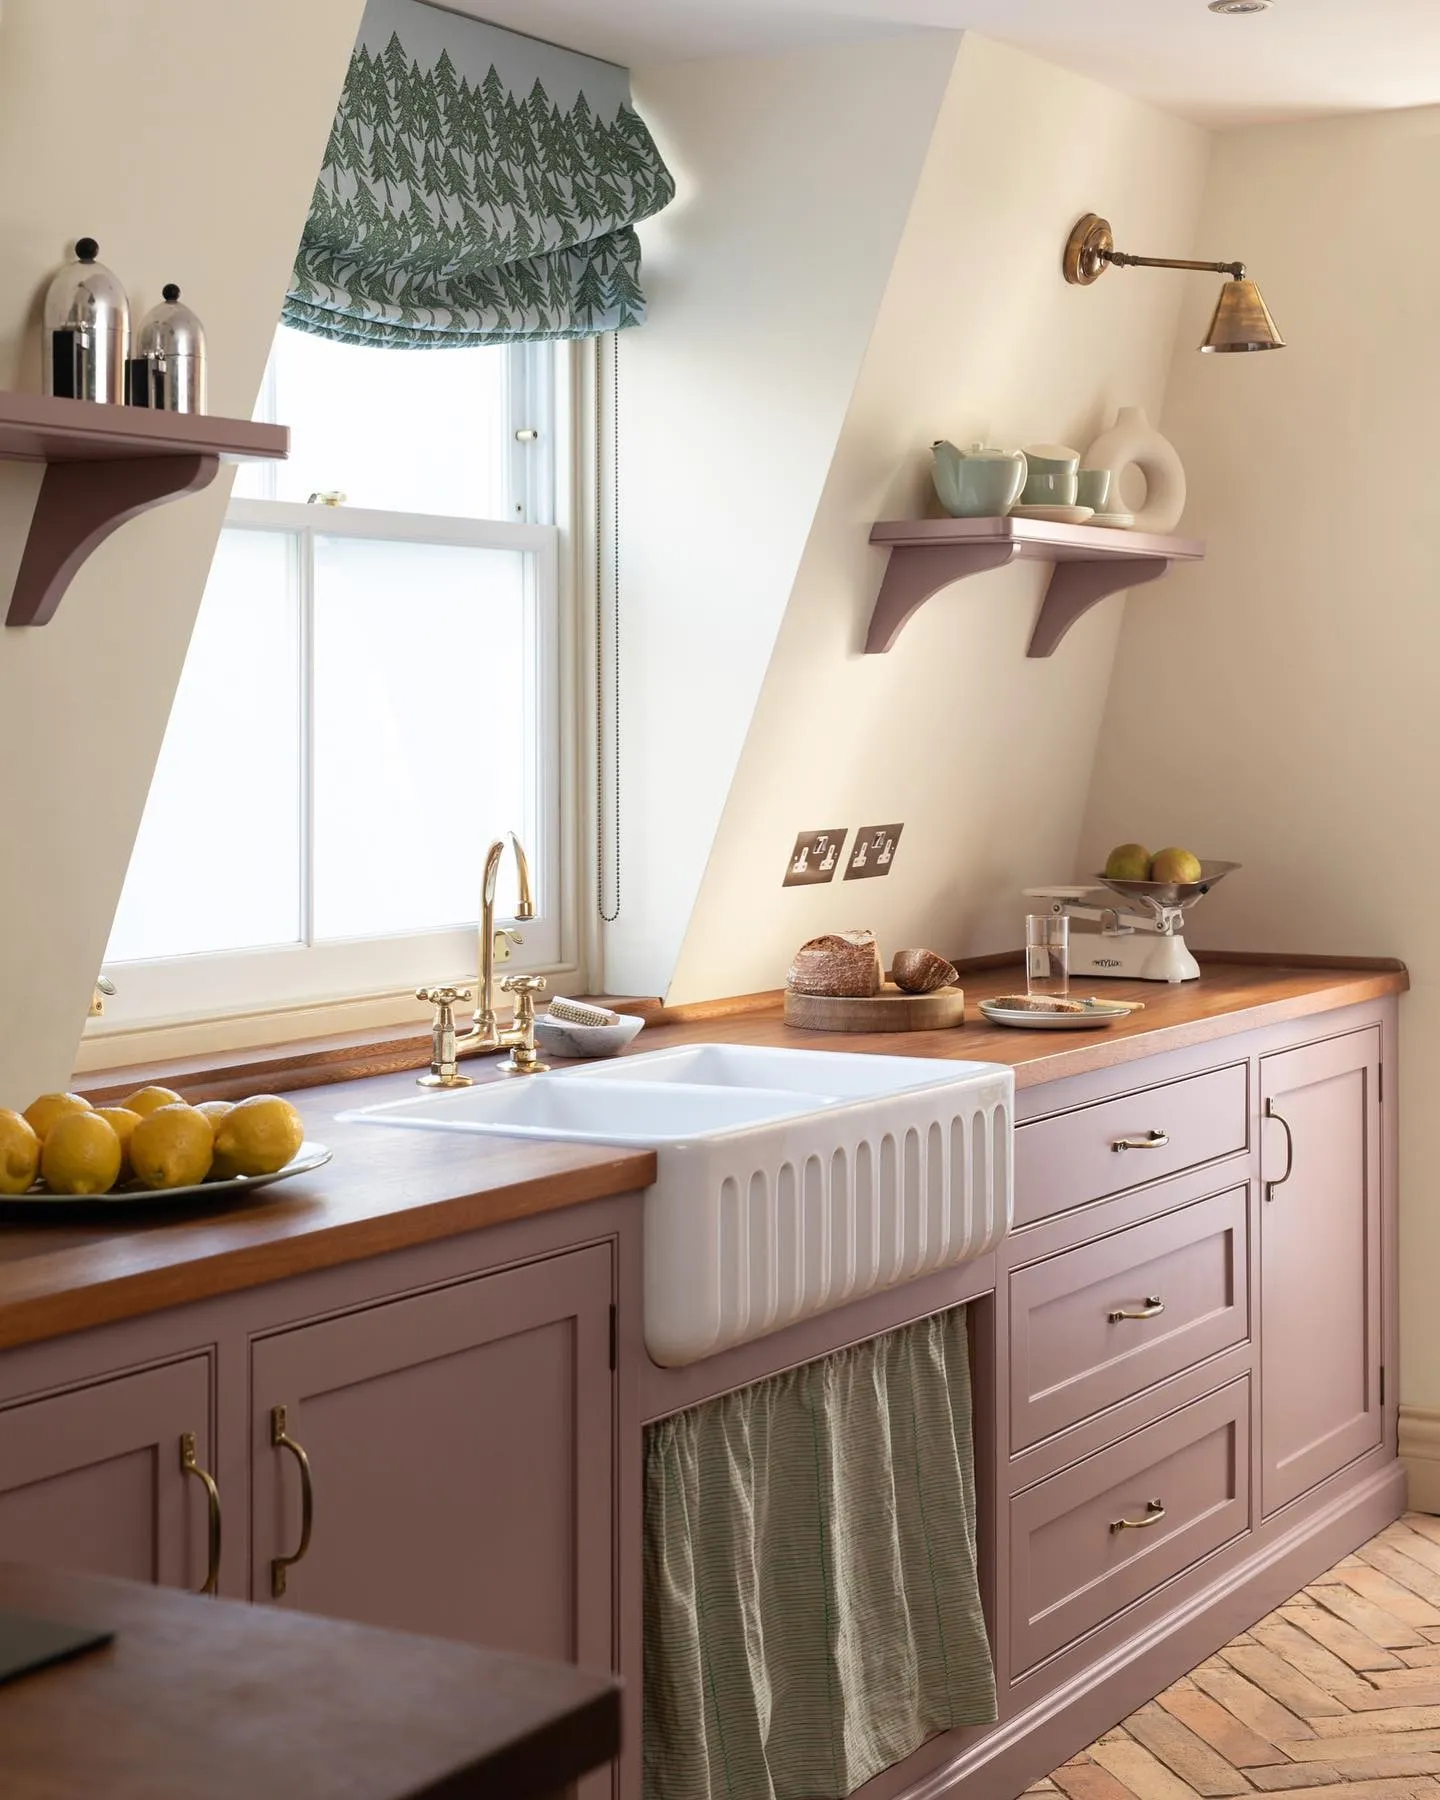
783 829 848 887
846 824 903 881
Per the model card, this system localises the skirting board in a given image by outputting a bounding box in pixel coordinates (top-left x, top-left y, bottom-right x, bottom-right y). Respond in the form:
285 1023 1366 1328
1400 1404 1440 1513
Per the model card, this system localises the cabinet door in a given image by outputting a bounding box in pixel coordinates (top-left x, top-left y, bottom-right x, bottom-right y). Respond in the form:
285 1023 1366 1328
0 1356 215 1590
1260 1028 1382 1517
250 1245 613 1679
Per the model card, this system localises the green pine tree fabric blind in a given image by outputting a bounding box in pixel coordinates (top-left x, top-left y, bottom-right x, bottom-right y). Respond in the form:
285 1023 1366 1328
643 1306 996 1800
286 0 675 347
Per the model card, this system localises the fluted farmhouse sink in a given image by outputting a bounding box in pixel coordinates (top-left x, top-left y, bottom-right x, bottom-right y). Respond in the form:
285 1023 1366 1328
341 1043 1013 1367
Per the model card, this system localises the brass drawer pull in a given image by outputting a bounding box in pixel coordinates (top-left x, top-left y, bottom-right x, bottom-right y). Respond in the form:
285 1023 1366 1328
270 1405 315 1598
1112 1130 1170 1152
1109 1295 1165 1323
1112 1499 1167 1533
1264 1098 1295 1202
179 1432 222 1596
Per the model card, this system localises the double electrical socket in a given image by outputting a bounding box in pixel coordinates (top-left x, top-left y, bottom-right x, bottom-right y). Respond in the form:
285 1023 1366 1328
783 824 904 888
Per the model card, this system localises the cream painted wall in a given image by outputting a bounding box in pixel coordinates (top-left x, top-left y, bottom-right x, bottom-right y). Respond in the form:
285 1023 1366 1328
1077 108 1440 1417
606 36 962 996
0 0 363 1099
666 35 1210 1003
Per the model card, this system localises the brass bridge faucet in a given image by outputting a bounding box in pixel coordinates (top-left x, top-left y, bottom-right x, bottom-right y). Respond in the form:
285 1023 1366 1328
416 833 549 1085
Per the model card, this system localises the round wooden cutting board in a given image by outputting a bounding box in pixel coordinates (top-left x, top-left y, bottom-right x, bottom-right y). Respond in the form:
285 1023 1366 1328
783 984 966 1033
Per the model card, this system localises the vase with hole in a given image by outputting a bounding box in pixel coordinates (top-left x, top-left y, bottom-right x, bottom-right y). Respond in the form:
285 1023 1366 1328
1082 406 1185 533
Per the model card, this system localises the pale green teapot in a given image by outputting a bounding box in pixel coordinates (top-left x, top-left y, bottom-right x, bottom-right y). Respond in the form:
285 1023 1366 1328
931 441 1028 519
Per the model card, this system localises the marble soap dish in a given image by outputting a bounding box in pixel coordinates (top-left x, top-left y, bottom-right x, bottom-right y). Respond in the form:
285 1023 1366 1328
534 999 646 1059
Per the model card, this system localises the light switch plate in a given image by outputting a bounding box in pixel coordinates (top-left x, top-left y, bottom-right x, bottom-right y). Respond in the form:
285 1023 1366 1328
783 829 848 887
845 823 903 880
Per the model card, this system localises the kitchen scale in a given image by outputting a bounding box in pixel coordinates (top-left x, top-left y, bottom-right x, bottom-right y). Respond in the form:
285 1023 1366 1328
1023 861 1240 983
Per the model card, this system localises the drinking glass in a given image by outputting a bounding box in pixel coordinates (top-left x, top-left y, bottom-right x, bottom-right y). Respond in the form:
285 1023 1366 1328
1026 915 1070 999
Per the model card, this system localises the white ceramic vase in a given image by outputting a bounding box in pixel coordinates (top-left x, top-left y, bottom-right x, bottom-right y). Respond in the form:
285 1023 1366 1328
1082 406 1185 533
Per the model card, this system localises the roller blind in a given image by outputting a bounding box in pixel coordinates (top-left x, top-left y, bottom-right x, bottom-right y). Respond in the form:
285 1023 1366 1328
286 0 675 347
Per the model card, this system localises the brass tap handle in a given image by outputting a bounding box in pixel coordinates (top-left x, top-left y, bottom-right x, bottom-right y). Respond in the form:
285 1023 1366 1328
416 986 474 1089
180 1432 222 1596
416 985 472 1008
499 975 549 1077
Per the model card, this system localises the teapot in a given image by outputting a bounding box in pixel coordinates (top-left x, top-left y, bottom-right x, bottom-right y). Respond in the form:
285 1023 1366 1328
931 441 1027 519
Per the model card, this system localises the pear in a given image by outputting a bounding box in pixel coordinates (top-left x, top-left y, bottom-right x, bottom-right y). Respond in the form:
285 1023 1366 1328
1150 847 1203 885
1104 843 1152 882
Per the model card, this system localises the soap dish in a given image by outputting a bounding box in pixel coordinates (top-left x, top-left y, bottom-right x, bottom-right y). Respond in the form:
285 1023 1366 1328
533 1012 646 1060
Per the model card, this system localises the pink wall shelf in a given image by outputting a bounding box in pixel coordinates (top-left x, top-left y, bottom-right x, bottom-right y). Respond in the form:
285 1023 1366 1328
0 391 289 627
866 516 1205 657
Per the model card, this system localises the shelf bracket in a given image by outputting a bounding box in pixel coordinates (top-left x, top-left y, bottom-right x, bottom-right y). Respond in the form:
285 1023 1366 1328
865 542 1021 653
7 452 221 627
1026 555 1173 658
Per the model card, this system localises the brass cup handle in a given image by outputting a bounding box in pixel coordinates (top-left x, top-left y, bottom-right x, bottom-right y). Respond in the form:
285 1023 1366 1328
1111 1499 1167 1533
1112 1130 1170 1152
179 1432 222 1597
270 1405 315 1598
1264 1098 1295 1202
1109 1295 1165 1323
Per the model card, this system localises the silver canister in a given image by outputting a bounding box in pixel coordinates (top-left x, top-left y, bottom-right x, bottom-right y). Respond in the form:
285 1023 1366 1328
129 284 206 414
43 238 130 404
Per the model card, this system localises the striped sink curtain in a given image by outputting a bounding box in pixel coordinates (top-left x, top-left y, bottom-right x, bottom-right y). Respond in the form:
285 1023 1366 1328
643 1306 995 1800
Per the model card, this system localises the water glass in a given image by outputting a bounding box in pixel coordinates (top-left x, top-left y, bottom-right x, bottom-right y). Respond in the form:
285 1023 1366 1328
1026 915 1070 999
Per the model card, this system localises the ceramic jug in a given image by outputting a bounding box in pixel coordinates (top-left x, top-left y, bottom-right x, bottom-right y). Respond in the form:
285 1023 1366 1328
931 441 1027 519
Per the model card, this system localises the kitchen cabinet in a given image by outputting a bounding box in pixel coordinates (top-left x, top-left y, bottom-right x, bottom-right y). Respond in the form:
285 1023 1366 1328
1259 1027 1383 1517
0 1354 214 1591
249 1244 614 1675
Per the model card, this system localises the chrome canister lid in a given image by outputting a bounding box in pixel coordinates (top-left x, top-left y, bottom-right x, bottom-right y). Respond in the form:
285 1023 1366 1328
43 237 129 333
135 284 205 359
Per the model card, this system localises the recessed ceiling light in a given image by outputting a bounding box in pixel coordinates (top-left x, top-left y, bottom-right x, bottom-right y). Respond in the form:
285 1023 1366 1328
1208 0 1274 12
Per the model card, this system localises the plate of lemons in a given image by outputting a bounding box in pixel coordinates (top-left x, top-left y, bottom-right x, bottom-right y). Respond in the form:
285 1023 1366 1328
0 1087 329 1212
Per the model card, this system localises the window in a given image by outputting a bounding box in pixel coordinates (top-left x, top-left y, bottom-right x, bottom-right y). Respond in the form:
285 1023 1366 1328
100 328 571 1033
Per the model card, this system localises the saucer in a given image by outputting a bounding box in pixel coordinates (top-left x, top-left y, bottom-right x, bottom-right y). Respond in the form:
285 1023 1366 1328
1011 504 1095 525
1087 511 1136 529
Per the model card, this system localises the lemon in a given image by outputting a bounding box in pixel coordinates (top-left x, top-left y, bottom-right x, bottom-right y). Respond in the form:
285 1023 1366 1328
41 1112 122 1196
0 1110 40 1195
195 1099 235 1140
212 1096 304 1181
122 1085 186 1119
1104 844 1152 882
129 1105 214 1191
94 1107 142 1183
23 1092 92 1144
1150 847 1203 885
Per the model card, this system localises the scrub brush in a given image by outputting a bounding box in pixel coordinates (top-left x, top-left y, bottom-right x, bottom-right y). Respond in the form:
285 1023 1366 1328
545 997 623 1027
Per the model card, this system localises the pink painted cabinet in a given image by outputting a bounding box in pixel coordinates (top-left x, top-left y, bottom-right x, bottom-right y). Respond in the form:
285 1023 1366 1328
0 1354 216 1591
1259 1027 1383 1517
249 1244 614 1677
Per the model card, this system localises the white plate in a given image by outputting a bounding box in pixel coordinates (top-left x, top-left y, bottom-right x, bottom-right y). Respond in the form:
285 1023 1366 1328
979 1001 1129 1031
1087 511 1135 528
0 1142 333 1214
1011 504 1095 524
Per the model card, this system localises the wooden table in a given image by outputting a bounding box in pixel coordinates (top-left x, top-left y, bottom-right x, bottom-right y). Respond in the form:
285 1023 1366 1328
0 1561 621 1799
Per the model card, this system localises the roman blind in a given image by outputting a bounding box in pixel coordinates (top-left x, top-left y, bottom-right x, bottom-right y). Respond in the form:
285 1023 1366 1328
285 0 675 347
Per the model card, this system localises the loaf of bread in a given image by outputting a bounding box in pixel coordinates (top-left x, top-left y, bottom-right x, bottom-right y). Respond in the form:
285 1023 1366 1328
787 931 882 998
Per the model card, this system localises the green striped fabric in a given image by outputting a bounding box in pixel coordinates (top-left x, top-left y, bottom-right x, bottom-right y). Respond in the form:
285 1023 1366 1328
643 1306 995 1800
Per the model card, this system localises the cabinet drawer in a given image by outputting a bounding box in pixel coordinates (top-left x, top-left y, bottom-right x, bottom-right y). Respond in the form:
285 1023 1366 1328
1014 1063 1248 1227
1010 1185 1250 1452
1011 1379 1250 1675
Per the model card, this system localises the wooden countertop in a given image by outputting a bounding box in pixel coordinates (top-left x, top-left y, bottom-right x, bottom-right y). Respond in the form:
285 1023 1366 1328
0 958 1402 1356
0 1561 620 1800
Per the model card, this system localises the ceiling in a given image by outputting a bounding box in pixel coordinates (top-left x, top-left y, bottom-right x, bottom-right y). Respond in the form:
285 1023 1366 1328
455 0 1440 126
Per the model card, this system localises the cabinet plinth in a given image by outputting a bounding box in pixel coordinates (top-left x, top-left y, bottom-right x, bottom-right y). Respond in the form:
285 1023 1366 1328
866 517 1205 656
0 390 288 627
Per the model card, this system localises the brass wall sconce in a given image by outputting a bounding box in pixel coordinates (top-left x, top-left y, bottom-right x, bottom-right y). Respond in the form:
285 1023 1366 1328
1063 213 1284 353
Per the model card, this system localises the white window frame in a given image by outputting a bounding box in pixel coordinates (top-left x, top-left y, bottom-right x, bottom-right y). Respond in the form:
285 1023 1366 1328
88 340 582 1050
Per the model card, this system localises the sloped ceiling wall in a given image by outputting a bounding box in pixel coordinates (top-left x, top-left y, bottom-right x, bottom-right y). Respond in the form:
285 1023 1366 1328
0 0 364 1099
665 35 1211 1003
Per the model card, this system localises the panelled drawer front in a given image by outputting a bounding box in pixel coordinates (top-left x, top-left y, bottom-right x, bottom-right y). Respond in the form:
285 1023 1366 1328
1014 1063 1248 1227
1010 1185 1250 1452
1010 1379 1250 1675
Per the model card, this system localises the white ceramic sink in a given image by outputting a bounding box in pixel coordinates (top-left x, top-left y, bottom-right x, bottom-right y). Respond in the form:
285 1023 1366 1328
341 1043 1013 1367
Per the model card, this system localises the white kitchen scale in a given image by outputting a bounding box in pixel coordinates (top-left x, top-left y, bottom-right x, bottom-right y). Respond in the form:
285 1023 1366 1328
1023 861 1240 984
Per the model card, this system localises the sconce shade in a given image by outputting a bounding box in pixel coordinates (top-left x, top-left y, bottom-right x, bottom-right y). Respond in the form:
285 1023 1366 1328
1202 276 1284 352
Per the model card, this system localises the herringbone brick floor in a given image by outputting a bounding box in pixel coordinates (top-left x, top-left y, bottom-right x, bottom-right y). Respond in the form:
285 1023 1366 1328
1026 1514 1440 1800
